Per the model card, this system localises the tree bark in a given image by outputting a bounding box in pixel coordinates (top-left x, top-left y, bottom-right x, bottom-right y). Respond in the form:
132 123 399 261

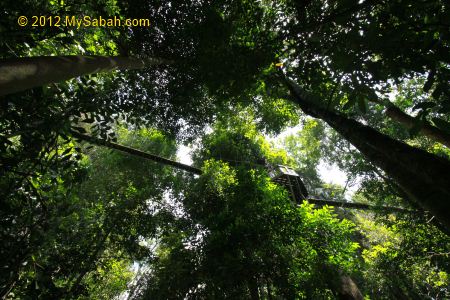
385 105 450 148
281 75 450 230
337 274 364 300
370 99 450 148
322 264 364 300
0 55 169 96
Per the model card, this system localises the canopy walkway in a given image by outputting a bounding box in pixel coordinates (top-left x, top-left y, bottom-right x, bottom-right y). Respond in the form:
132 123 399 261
73 131 416 214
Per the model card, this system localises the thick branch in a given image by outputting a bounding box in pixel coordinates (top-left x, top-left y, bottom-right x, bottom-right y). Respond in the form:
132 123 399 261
369 97 450 148
384 104 450 148
0 55 170 96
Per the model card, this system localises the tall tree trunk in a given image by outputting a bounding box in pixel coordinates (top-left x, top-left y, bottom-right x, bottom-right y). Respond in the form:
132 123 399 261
281 75 450 230
370 99 450 148
322 264 364 300
337 274 364 300
0 55 169 96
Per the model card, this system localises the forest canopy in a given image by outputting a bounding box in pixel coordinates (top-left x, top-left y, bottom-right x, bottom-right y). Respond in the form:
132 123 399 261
1 0 450 299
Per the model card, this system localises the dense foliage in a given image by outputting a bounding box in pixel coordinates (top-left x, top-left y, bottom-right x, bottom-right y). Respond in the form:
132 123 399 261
1 0 450 299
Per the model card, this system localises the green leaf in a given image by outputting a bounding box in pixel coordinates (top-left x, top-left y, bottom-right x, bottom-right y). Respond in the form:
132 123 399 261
343 94 357 110
83 118 95 124
60 147 72 157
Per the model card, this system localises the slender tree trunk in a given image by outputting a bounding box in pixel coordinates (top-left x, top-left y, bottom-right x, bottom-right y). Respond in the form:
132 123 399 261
0 55 170 96
71 131 203 175
248 277 260 300
370 99 450 148
68 230 111 296
266 280 273 300
281 75 450 230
